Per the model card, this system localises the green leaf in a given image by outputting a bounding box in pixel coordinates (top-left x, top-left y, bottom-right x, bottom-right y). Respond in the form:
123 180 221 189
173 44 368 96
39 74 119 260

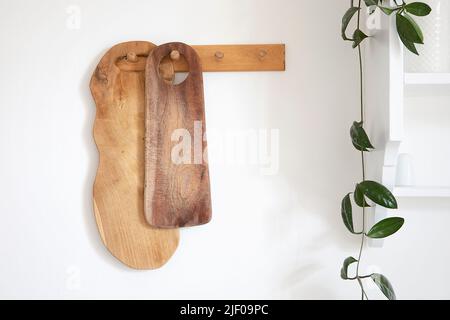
404 13 424 43
358 180 398 209
342 7 360 41
371 274 396 300
354 184 370 208
367 217 404 238
379 6 395 15
363 0 378 6
352 141 365 151
350 121 374 151
352 29 369 48
405 2 432 16
341 256 358 279
396 13 423 44
399 32 419 55
341 193 355 233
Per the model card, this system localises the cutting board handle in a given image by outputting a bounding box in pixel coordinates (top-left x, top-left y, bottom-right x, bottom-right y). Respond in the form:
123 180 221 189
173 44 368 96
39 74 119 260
148 42 202 87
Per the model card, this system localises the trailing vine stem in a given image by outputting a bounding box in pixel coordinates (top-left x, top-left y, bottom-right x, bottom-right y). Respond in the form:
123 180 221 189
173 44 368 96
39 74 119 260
340 0 430 301
355 0 367 300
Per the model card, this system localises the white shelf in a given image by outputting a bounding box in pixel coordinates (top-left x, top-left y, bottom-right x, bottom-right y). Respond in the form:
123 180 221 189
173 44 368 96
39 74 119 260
404 73 450 85
394 186 450 198
365 16 450 246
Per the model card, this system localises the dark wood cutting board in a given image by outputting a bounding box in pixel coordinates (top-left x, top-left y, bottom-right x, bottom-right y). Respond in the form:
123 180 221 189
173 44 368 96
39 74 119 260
144 42 212 228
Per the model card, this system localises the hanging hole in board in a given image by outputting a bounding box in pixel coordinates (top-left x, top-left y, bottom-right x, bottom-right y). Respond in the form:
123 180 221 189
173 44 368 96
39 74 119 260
159 51 190 85
172 72 189 85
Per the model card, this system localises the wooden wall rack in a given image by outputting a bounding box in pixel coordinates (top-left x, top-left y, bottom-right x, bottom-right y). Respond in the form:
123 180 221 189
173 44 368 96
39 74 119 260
116 44 285 72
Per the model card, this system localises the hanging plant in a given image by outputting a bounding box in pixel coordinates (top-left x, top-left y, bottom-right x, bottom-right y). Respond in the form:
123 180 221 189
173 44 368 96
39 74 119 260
340 0 431 300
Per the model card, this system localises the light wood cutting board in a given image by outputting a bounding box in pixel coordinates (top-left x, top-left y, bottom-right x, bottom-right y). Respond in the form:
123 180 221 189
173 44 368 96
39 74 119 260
145 42 212 228
90 41 179 269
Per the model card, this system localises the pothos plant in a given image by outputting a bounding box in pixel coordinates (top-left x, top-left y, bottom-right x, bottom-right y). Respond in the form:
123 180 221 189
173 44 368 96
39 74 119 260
340 0 431 300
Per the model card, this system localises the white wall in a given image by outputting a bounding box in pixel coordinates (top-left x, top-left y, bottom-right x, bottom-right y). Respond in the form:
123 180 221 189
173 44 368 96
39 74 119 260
0 0 449 299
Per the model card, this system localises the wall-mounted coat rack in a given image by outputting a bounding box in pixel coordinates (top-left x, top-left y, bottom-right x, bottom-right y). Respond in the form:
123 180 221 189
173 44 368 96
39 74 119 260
115 44 285 72
90 41 285 270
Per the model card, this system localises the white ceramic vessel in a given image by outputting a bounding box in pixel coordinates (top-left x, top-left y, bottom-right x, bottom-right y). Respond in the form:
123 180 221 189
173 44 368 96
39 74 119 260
396 153 415 187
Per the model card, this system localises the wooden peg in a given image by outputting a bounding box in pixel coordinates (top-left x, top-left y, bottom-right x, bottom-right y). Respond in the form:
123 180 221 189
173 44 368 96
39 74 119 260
259 49 267 58
214 51 224 59
170 50 180 61
126 52 138 62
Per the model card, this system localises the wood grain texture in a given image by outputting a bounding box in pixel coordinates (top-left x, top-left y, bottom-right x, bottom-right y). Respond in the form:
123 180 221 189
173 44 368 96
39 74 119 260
178 44 285 72
115 44 285 72
90 41 179 269
145 42 212 228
